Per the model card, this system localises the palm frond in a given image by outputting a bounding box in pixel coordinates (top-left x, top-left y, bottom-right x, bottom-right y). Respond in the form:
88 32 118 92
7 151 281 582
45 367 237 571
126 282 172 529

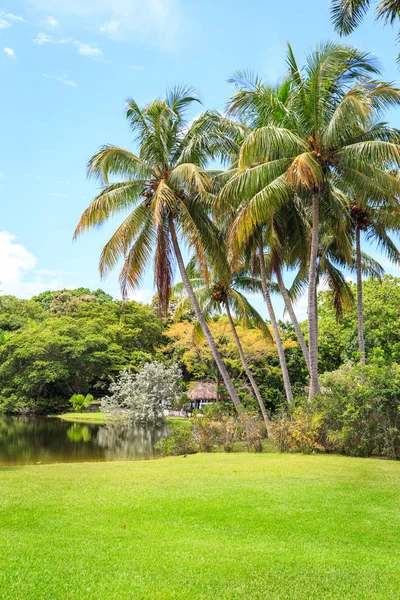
74 181 144 238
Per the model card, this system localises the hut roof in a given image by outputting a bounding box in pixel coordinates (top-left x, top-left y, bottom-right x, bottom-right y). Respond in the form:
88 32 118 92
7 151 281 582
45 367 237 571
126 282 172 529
187 382 218 401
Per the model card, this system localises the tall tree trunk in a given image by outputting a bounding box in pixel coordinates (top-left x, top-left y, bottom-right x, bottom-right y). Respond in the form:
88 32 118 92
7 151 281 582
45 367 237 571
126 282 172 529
224 300 271 434
169 218 241 408
258 236 293 403
355 226 366 367
308 193 321 398
275 266 311 374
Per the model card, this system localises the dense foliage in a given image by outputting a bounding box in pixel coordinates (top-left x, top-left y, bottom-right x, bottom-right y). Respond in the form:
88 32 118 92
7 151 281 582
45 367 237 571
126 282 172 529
1 277 400 430
316 276 400 371
316 359 400 459
0 291 163 414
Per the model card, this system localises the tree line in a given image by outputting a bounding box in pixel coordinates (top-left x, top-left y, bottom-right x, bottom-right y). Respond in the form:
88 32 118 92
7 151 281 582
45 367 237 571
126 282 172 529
0 275 399 415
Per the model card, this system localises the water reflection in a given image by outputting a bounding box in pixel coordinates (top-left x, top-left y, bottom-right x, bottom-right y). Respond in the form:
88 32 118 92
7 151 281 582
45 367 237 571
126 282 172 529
97 423 169 461
0 415 170 465
67 424 92 443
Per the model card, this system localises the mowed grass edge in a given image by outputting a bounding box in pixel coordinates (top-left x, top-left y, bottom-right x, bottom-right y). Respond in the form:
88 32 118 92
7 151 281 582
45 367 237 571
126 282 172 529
0 453 399 600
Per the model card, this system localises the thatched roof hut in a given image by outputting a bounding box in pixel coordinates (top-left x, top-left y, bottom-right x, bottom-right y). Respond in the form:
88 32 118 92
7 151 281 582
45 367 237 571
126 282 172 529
187 382 218 402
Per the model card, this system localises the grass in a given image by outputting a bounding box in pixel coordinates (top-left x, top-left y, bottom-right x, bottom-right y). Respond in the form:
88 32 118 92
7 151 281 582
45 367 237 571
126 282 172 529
0 454 399 599
56 412 109 424
56 413 190 426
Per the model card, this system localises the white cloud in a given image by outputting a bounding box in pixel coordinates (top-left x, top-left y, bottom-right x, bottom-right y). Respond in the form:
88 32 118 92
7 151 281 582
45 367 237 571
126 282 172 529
1 12 24 22
76 42 102 57
27 0 182 49
33 32 53 44
35 268 77 277
99 20 119 35
3 47 16 58
128 288 154 304
43 73 77 87
0 18 11 29
0 232 36 285
36 35 102 58
0 232 76 298
43 15 58 28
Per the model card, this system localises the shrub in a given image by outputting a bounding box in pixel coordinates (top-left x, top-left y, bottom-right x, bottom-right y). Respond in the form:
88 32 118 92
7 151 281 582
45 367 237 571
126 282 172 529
191 413 217 452
270 408 323 453
269 412 293 453
314 361 400 458
212 416 238 452
237 410 265 452
156 409 267 456
102 362 182 425
155 429 197 456
304 358 400 459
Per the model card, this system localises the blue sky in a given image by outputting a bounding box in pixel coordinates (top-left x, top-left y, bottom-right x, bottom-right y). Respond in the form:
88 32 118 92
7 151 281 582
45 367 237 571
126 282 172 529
1 0 399 318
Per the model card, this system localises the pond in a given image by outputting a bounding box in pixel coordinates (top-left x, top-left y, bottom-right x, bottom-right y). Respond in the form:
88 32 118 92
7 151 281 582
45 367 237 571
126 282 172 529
0 416 170 466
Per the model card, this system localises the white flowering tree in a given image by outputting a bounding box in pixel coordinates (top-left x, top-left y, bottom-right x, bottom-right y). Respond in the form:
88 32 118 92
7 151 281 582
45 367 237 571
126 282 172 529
101 362 182 424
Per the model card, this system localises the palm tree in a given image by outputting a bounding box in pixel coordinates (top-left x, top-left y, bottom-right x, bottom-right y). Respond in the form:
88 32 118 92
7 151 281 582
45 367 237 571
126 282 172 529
349 199 400 365
290 222 385 342
216 76 297 402
331 0 400 61
256 232 294 402
223 43 400 396
172 260 272 429
260 199 312 374
74 87 243 408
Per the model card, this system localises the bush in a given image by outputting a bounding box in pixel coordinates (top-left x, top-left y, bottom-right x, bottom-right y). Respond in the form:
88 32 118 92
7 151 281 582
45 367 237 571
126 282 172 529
212 416 238 452
191 413 217 452
313 360 400 459
237 411 265 452
102 363 182 425
156 409 267 456
270 408 323 453
155 429 197 456
269 413 294 453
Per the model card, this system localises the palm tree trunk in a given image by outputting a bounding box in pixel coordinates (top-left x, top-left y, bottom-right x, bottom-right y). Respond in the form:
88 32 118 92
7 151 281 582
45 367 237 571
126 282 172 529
169 218 241 408
308 193 321 398
224 300 271 434
355 226 366 367
275 266 311 374
258 236 293 403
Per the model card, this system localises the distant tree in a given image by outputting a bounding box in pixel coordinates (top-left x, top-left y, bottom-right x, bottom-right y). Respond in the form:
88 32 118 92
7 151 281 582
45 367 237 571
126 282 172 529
0 296 46 332
49 292 96 316
32 288 113 310
0 300 163 414
164 317 295 410
317 276 400 370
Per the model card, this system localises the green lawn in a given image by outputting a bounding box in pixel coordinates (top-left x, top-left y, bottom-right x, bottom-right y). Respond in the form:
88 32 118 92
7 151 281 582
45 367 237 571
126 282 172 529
0 454 399 599
56 413 190 426
56 412 109 423
57 412 108 423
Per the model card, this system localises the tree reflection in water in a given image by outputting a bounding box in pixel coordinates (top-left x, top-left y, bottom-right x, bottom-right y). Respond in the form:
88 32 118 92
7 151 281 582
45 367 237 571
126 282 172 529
96 422 169 460
67 424 92 443
0 415 170 465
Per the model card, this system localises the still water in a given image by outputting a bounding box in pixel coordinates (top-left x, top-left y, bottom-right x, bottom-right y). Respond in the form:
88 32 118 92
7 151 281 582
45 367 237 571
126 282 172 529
0 416 170 466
